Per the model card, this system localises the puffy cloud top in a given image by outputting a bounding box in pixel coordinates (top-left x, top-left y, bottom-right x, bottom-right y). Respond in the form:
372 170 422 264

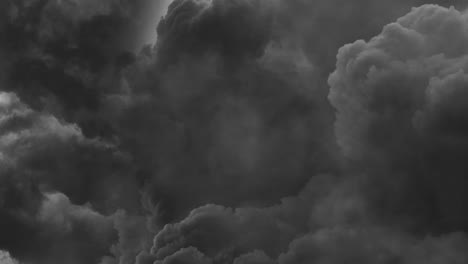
156 0 273 65
329 4 468 231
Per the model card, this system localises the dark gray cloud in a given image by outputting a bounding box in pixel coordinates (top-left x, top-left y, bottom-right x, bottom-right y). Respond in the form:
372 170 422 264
0 92 140 263
275 0 467 73
278 228 468 264
155 0 274 67
3 1 468 264
0 188 117 264
0 92 139 211
111 0 339 219
136 3 468 264
146 172 468 264
101 209 159 264
0 0 154 137
329 4 468 232
123 60 338 219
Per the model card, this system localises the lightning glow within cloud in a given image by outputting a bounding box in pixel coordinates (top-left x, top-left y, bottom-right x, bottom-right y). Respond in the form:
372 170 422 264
0 251 19 264
140 0 173 47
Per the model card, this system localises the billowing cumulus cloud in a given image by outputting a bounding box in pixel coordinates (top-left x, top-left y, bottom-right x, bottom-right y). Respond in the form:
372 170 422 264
136 3 468 264
114 0 339 219
156 0 274 66
148 174 336 263
34 192 116 264
145 172 468 264
0 92 139 210
329 4 468 232
0 188 117 264
275 0 467 72
0 91 142 263
279 228 468 264
0 0 155 137
3 1 468 264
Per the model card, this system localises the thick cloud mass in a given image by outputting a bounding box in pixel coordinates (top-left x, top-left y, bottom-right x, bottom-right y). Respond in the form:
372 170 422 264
0 92 139 210
156 0 273 66
0 92 142 263
3 1 468 264
0 0 154 138
329 4 468 232
148 173 468 264
115 0 338 219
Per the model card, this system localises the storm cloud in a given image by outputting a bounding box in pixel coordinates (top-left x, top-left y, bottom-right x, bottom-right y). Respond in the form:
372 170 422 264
2 1 468 264
329 4 468 232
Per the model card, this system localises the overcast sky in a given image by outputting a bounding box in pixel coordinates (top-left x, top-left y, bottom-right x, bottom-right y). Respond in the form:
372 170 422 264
1 1 468 264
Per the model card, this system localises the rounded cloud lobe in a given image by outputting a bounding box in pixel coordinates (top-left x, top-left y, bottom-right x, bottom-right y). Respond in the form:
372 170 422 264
329 4 468 232
156 0 274 66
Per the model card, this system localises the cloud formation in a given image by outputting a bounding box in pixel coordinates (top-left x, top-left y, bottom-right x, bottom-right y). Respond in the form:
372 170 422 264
136 3 468 264
156 0 274 66
113 0 339 219
3 1 468 264
329 4 468 232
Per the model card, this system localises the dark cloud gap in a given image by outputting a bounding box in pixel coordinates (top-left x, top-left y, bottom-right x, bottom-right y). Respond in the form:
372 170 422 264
1 1 468 264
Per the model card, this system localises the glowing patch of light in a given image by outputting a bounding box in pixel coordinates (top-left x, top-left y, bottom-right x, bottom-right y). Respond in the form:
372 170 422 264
0 251 19 264
139 0 173 49
0 92 13 107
